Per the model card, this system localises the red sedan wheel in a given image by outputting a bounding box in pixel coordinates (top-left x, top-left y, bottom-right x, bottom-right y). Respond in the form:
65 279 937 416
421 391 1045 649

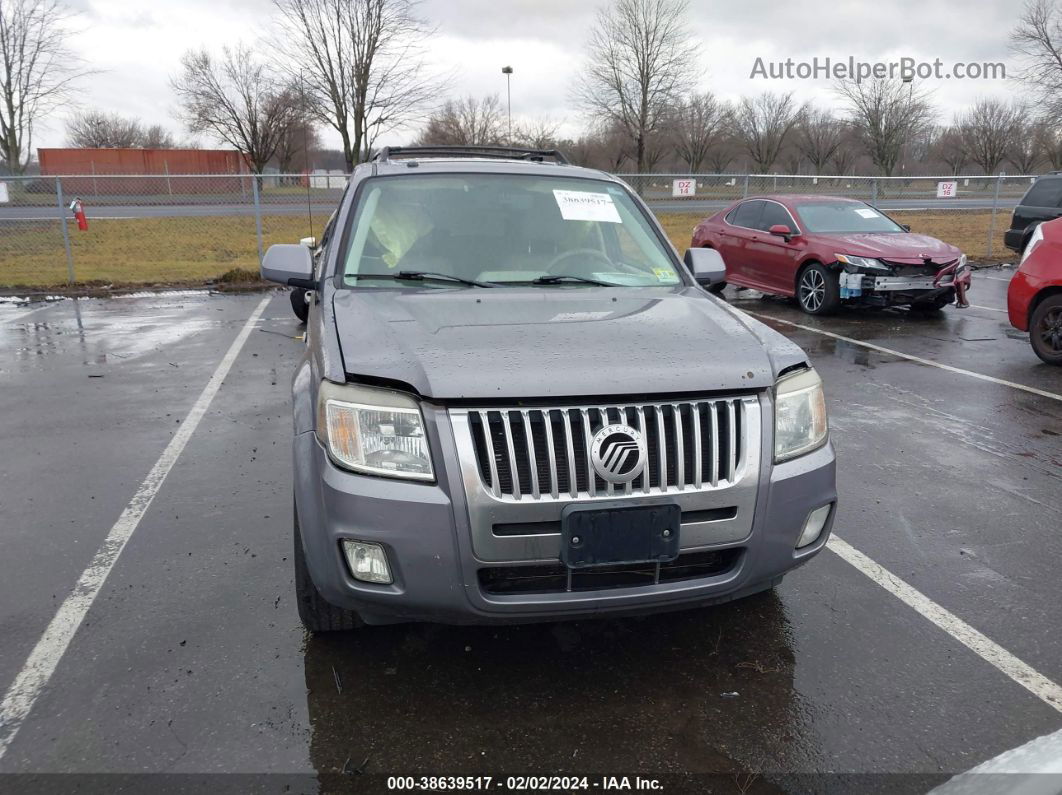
1030 295 1062 365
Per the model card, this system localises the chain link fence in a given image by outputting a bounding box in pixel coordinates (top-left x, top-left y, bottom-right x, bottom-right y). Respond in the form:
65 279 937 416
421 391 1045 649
616 173 1035 208
0 174 341 288
0 171 1038 288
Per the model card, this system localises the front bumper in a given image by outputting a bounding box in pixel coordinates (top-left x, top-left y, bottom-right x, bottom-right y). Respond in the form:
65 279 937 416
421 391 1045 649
293 406 837 626
1004 228 1023 253
839 264 970 307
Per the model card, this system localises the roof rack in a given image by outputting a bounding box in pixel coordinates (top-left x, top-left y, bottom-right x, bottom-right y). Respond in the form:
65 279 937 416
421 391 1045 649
373 145 570 165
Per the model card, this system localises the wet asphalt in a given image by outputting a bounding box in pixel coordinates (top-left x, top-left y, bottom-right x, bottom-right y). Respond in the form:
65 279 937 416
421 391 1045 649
0 271 1060 793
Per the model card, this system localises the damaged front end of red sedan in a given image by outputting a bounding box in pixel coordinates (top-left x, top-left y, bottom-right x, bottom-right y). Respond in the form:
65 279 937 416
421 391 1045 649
835 254 972 310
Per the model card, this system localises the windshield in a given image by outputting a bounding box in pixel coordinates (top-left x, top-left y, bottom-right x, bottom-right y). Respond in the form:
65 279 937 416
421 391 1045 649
340 173 683 288
795 202 905 234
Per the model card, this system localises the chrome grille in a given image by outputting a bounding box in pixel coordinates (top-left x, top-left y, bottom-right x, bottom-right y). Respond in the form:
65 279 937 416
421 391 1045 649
462 399 751 502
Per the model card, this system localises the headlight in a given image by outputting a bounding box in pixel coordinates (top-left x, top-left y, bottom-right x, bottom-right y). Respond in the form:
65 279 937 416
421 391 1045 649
316 381 434 480
774 368 828 463
835 253 889 271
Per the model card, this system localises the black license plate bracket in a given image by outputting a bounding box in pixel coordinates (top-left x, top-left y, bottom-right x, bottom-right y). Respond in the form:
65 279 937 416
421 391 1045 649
560 504 681 569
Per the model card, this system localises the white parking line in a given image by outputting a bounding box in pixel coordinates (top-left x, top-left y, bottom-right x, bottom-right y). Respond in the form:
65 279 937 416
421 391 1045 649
967 304 1007 313
745 312 1062 403
0 295 272 762
829 536 1062 714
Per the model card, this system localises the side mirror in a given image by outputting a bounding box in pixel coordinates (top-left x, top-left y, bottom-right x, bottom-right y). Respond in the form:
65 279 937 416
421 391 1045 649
683 248 727 288
261 243 315 288
299 236 317 249
768 224 792 238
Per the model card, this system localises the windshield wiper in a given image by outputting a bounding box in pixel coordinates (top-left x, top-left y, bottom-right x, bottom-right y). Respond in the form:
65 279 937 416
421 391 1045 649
530 274 617 287
353 271 496 288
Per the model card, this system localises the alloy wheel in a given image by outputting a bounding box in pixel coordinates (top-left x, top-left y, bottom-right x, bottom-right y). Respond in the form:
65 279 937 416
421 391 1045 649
1038 307 1062 353
799 269 825 312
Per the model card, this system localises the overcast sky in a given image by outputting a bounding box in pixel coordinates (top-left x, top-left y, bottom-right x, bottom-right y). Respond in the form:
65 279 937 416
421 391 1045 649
45 0 1020 153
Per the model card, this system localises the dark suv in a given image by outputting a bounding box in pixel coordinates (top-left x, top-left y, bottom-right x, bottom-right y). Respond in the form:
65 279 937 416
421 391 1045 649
1005 173 1062 254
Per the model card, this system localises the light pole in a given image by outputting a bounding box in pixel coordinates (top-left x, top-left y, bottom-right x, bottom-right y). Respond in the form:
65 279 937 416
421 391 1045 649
901 75 914 175
501 65 513 143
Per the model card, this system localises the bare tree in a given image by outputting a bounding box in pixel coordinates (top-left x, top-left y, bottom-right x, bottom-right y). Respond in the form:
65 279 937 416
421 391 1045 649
733 91 803 173
957 98 1021 173
795 107 845 174
67 110 142 148
574 0 698 173
779 144 803 175
932 126 969 175
642 132 668 171
829 126 862 175
0 0 87 172
418 96 505 146
600 121 634 171
1036 122 1062 169
67 110 179 149
670 92 729 172
513 116 561 149
275 117 321 172
172 45 300 173
569 120 633 171
908 126 939 172
140 124 177 149
1008 114 1045 173
835 77 933 176
274 0 440 171
1012 0 1062 118
705 129 737 173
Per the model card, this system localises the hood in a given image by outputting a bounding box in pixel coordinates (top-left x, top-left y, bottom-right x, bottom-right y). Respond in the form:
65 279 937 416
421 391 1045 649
331 286 780 400
815 232 961 264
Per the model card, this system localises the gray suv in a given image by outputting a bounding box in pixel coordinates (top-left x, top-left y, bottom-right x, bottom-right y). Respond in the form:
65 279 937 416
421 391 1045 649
259 146 837 632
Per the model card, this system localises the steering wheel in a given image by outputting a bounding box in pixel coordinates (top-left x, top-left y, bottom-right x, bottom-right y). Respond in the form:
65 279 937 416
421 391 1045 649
544 248 615 275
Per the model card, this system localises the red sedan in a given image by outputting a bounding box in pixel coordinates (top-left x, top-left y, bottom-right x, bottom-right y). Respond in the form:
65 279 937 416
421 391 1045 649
691 195 971 315
1008 217 1062 365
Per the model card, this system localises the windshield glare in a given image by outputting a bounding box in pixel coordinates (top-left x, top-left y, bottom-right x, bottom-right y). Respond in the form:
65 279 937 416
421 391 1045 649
795 202 905 234
341 174 682 287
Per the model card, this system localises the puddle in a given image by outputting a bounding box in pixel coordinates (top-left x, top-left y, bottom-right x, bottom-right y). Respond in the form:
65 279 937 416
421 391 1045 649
301 592 812 783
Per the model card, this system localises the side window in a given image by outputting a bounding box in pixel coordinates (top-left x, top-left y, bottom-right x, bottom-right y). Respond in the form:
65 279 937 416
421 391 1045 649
1022 178 1062 208
729 201 765 229
758 202 797 232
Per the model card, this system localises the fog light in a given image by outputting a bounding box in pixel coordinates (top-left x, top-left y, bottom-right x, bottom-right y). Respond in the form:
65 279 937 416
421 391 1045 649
797 504 832 549
342 540 393 584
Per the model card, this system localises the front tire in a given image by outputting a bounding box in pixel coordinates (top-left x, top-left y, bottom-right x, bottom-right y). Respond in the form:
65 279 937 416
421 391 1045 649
290 288 309 324
797 264 841 315
1030 294 1062 366
294 504 363 632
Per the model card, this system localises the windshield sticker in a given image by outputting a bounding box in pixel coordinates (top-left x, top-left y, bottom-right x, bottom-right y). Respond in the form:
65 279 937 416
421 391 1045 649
855 208 880 219
653 267 679 283
553 190 622 223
